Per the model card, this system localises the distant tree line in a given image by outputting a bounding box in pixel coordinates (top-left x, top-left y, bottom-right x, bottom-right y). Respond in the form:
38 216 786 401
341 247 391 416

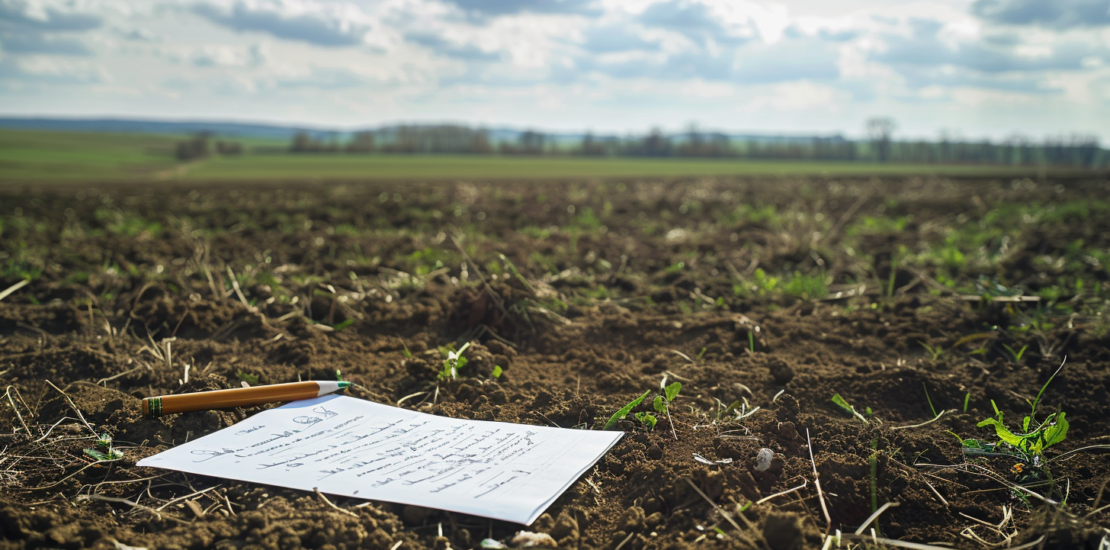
176 132 243 161
275 120 1109 169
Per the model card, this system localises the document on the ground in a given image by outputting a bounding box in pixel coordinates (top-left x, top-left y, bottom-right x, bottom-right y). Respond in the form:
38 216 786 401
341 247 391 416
137 394 622 524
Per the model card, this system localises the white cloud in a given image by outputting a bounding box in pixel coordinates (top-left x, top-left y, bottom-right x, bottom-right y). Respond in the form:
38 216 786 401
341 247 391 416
0 0 1107 141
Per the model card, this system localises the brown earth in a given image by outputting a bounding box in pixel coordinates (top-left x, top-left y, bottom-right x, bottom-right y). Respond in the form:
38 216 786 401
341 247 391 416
1 176 1109 550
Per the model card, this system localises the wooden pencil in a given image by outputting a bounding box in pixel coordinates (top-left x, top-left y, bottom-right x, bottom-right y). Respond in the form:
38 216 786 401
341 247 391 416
142 381 350 416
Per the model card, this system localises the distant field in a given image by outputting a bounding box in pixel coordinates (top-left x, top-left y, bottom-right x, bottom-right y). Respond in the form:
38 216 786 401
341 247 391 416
0 127 1073 182
184 154 1043 180
0 129 182 181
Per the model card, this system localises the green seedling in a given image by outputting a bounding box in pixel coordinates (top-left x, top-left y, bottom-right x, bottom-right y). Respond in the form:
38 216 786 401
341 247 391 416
84 432 124 462
653 381 682 440
923 383 938 418
491 365 503 379
237 371 259 386
973 360 1068 476
748 331 755 353
696 347 707 362
831 393 869 424
634 411 657 429
332 318 354 331
604 390 651 430
919 341 944 361
438 342 471 381
1001 343 1028 364
963 392 971 413
887 257 898 298
401 343 413 359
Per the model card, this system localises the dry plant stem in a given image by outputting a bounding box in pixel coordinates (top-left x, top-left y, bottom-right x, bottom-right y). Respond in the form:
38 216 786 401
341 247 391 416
314 487 358 518
682 477 742 532
854 501 900 535
4 385 30 435
840 533 970 550
1091 477 1109 510
226 265 251 308
755 479 809 505
0 279 30 302
613 532 636 550
806 428 833 535
890 409 953 430
389 542 404 550
24 458 123 491
44 380 98 436
76 494 188 523
920 477 950 507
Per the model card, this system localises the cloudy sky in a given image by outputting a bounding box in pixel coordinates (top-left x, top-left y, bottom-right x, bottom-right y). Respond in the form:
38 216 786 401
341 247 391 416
1 0 1108 140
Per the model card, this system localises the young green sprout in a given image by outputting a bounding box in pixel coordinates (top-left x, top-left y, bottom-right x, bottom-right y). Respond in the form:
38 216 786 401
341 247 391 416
604 390 651 430
919 341 943 361
972 359 1069 484
1001 343 1028 364
654 379 682 440
438 342 471 381
84 432 124 462
831 393 869 424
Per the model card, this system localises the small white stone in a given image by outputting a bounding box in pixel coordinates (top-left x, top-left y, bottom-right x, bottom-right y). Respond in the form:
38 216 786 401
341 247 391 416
754 448 774 472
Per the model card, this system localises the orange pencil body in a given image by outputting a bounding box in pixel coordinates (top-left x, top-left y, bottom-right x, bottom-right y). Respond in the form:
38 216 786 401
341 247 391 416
142 381 348 416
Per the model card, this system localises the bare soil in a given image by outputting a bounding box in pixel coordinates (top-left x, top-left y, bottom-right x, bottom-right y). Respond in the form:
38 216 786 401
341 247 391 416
1 176 1109 550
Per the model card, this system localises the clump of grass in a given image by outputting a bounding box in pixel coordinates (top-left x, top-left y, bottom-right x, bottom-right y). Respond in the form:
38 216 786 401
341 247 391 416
919 341 944 361
966 359 1069 486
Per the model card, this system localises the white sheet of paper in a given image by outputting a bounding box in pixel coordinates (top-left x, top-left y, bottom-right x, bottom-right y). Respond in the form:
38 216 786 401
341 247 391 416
137 395 622 524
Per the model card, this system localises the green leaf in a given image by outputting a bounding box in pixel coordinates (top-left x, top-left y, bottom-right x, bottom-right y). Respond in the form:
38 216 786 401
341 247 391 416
831 394 854 414
634 412 657 429
491 365 502 378
237 371 259 385
976 417 1025 449
83 447 123 461
1042 412 1069 448
665 382 682 402
1022 415 1031 432
653 395 665 414
604 390 651 430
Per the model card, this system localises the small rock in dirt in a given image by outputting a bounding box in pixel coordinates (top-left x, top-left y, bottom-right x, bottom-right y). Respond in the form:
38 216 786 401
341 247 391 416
550 511 579 542
754 448 774 472
532 513 555 533
762 511 805 550
511 531 557 547
402 505 433 524
489 388 509 405
643 511 664 529
768 359 795 385
647 444 663 460
532 391 553 408
619 506 646 531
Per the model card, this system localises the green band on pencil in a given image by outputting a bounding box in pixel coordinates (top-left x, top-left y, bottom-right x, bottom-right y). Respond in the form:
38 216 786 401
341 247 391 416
149 397 162 417
338 382 351 390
